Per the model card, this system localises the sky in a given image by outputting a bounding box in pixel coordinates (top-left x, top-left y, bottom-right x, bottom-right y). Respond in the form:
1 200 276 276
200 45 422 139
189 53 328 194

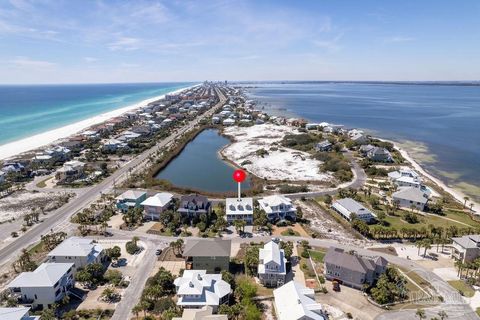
1 0 480 84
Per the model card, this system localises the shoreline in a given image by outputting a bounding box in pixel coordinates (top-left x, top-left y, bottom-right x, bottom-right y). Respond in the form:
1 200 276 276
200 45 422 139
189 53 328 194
249 93 479 214
0 84 197 160
392 142 479 214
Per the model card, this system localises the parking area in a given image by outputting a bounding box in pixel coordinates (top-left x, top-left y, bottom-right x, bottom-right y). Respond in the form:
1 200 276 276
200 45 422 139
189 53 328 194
320 283 384 320
153 260 185 276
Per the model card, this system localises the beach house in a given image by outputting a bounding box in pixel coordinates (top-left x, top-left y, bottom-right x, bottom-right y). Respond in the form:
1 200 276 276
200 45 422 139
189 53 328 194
387 168 420 181
324 247 388 290
173 306 227 320
366 147 393 162
258 195 297 222
141 192 174 221
47 237 105 271
55 160 85 184
8 263 74 309
273 281 326 320
392 187 429 211
258 241 287 287
183 239 231 273
315 140 333 152
331 198 377 223
394 176 422 188
0 307 40 320
177 194 212 218
225 197 253 225
116 190 147 213
102 138 128 152
451 235 480 263
173 270 231 312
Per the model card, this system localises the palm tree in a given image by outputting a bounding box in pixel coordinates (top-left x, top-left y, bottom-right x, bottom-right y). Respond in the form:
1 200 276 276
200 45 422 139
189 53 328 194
470 203 474 212
423 239 432 257
463 197 469 208
416 241 423 256
415 308 426 320
438 310 448 320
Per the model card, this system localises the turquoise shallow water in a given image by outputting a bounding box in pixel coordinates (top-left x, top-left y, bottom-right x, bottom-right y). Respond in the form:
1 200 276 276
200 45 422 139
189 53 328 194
0 82 192 145
243 81 480 201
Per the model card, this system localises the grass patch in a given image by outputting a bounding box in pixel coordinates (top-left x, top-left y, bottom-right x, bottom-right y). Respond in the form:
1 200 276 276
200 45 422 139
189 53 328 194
35 177 52 188
476 307 480 317
281 228 300 236
309 250 326 263
448 280 475 297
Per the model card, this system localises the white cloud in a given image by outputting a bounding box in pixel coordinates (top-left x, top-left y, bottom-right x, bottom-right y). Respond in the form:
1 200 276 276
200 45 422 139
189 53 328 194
385 36 415 43
108 37 141 51
9 56 56 68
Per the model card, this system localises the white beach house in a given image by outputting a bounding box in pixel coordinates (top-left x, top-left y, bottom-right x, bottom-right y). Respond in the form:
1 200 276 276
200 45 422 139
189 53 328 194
141 192 174 220
258 241 287 287
47 237 105 271
392 187 429 211
331 198 377 223
258 195 297 222
8 263 74 309
173 270 231 312
225 197 253 224
273 281 325 320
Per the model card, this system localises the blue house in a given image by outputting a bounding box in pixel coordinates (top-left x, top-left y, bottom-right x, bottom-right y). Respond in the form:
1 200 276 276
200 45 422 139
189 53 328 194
116 190 147 213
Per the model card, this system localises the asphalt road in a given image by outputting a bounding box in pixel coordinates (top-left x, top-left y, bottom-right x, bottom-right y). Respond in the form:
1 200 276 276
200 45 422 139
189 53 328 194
106 229 478 320
0 86 227 268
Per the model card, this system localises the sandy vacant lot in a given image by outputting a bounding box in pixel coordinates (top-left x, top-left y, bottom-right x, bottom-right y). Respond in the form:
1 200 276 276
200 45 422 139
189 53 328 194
222 124 331 181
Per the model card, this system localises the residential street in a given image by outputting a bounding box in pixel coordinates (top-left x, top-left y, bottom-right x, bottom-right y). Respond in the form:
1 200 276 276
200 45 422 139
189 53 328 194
0 87 227 268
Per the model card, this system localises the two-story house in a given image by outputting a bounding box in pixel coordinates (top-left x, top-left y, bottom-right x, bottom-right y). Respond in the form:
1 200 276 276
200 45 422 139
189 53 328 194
47 237 105 272
177 194 211 218
324 247 388 290
173 270 231 313
258 195 296 222
225 197 253 225
451 234 480 263
8 263 74 309
141 192 174 221
183 239 231 273
258 241 287 287
115 190 147 213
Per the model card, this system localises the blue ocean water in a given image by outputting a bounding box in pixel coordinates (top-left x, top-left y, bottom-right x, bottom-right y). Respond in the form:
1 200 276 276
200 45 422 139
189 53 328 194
0 82 192 145
245 82 480 201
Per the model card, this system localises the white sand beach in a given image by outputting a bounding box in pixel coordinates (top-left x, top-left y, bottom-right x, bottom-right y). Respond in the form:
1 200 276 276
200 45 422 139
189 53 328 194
221 124 332 182
394 143 480 214
0 85 196 160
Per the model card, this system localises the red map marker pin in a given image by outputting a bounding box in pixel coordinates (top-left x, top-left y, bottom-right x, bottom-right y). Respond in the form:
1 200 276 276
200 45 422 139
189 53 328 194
233 169 246 183
233 169 246 199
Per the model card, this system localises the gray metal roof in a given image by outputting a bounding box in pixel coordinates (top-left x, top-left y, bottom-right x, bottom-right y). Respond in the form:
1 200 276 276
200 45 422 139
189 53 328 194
324 247 387 273
8 263 73 288
183 239 231 257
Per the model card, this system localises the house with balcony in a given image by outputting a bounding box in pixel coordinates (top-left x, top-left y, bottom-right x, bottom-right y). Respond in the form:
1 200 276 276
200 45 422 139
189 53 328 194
116 190 147 213
392 187 429 211
8 263 74 309
173 270 231 313
324 247 387 290
183 239 231 273
55 160 85 184
0 307 40 320
141 192 174 221
47 237 105 272
258 195 296 222
451 235 480 263
258 241 287 287
331 198 377 223
177 194 211 219
225 197 253 225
